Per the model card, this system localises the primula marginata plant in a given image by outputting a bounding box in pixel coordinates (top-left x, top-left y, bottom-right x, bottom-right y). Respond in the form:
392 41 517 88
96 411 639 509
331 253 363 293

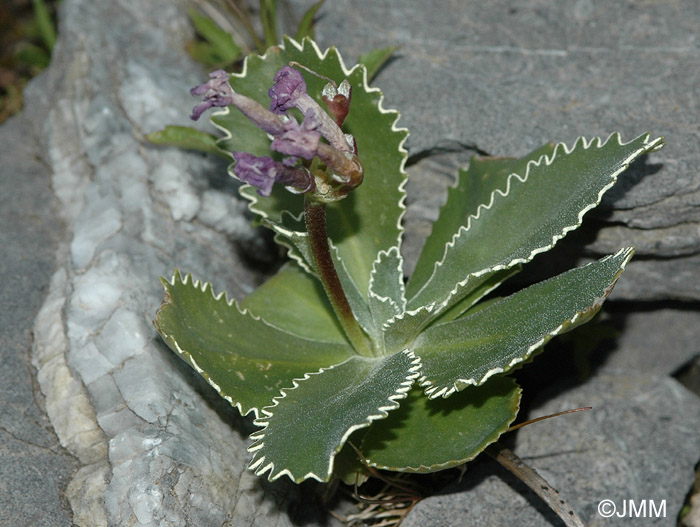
154 37 664 488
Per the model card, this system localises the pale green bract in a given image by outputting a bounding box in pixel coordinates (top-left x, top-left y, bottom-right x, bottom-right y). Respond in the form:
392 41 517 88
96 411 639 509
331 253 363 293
154 36 664 483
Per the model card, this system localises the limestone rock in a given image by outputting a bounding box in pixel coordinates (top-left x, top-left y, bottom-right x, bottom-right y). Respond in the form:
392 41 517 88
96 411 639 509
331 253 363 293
301 0 700 302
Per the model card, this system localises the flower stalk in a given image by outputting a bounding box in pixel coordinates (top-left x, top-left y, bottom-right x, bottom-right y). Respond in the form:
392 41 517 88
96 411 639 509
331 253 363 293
304 196 373 356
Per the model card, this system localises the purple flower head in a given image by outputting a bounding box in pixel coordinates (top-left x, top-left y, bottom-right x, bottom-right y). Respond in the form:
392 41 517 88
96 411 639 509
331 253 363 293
270 112 321 160
232 152 313 196
268 66 308 115
190 70 234 121
232 152 279 196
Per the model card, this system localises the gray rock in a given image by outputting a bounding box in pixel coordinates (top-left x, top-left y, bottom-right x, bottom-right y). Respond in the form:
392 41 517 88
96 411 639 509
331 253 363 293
0 115 76 526
24 0 328 525
402 372 700 527
13 0 700 525
299 0 700 302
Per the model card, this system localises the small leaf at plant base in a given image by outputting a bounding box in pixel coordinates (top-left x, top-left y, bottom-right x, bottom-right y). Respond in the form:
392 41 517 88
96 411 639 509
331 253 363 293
415 248 634 399
248 351 421 482
33 0 57 51
146 125 227 157
240 263 346 344
409 143 555 298
407 133 664 319
188 9 242 65
356 377 520 472
154 271 354 417
295 0 325 42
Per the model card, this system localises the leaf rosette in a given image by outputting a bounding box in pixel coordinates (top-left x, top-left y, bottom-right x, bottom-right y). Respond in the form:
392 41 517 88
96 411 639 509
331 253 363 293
154 37 664 483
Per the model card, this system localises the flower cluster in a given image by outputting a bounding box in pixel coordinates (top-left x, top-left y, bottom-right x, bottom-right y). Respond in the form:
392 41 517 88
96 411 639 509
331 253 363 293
190 66 363 200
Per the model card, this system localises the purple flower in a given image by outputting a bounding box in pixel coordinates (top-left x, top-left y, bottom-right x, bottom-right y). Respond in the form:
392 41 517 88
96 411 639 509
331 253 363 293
233 152 313 196
190 70 234 121
268 66 352 153
232 152 278 196
269 66 308 115
271 112 321 160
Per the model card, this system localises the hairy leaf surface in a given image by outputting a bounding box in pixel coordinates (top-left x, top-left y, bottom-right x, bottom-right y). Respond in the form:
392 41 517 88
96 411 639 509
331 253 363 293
240 263 346 344
357 377 520 472
414 248 634 399
409 143 555 295
155 271 354 417
248 351 420 482
407 134 663 319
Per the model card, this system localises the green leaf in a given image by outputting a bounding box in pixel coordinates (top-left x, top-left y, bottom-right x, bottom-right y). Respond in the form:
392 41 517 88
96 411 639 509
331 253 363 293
240 263 346 344
414 248 634 399
435 265 521 324
295 0 325 41
186 41 226 68
408 144 555 298
260 212 314 272
146 125 227 158
248 350 421 482
368 247 406 313
188 9 242 65
211 37 408 298
33 0 56 51
407 134 664 319
330 243 377 341
13 42 51 69
356 377 520 472
260 0 279 47
154 270 354 417
358 45 399 82
383 305 434 355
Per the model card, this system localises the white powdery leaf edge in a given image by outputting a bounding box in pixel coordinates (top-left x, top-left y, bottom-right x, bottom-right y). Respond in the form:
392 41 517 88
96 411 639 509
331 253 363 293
246 350 422 483
209 36 410 259
409 133 664 313
419 246 635 400
262 211 316 275
159 270 325 419
366 384 523 473
368 246 407 313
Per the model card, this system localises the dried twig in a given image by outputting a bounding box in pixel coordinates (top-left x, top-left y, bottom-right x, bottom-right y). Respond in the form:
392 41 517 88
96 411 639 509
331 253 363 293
486 442 585 527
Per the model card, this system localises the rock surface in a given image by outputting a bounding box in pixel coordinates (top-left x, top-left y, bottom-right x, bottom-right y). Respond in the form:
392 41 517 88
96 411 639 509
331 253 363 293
304 0 700 302
21 0 320 525
402 371 700 527
0 115 76 526
5 0 699 526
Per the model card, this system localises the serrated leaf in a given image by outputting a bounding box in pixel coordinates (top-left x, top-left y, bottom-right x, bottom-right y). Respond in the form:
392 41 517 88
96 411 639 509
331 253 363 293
211 37 408 298
355 377 520 472
382 305 434 355
407 134 664 319
260 211 314 272
367 248 405 349
154 271 354 417
368 246 406 313
408 144 555 297
414 248 634 399
330 243 377 341
435 265 521 323
146 125 226 157
240 263 346 344
248 350 421 482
